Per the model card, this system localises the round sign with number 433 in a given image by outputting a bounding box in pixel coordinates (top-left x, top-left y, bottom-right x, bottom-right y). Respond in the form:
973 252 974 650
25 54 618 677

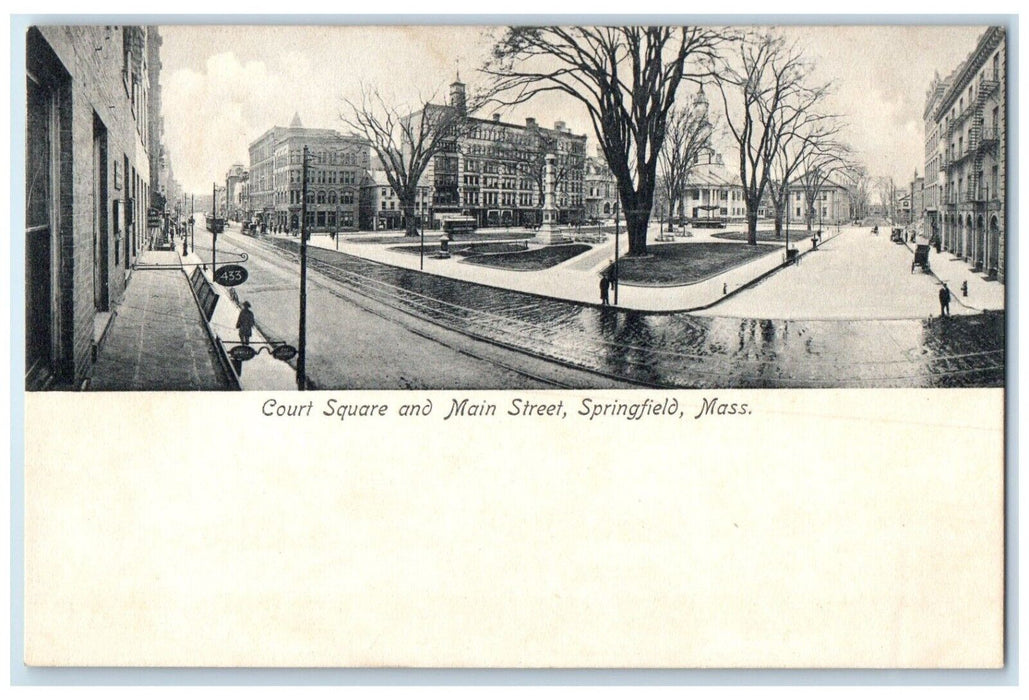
214 264 248 287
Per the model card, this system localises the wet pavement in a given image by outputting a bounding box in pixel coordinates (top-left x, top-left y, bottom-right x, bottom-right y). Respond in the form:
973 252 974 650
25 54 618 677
263 237 1005 388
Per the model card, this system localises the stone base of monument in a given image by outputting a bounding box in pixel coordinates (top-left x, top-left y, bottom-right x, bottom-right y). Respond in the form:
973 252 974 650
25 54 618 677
534 225 572 245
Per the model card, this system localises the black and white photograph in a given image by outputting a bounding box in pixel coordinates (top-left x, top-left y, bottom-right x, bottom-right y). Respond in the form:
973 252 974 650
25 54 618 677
23 22 1007 391
16 16 1010 674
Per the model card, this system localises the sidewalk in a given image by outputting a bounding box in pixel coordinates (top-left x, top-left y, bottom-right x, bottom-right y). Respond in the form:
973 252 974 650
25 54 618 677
279 222 791 313
89 250 233 391
700 226 1006 320
900 239 1005 313
185 248 298 391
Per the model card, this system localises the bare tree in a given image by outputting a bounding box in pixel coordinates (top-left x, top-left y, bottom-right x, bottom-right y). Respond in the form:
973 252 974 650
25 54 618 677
797 144 854 231
766 112 843 239
658 91 714 230
495 131 585 222
876 176 899 223
341 84 483 236
847 166 872 221
716 31 830 245
485 26 729 256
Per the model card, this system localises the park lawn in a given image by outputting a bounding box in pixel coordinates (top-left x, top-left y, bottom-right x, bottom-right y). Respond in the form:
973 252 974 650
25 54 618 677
711 229 820 243
617 242 776 286
355 231 535 244
462 244 593 271
388 242 529 256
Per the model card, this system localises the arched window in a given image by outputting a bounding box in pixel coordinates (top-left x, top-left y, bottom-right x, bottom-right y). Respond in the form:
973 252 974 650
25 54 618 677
342 191 353 205
317 190 326 204
328 191 337 204
306 191 315 204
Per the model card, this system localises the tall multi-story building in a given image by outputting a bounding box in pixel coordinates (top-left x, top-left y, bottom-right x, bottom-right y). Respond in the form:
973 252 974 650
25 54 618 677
923 71 950 244
25 25 162 389
248 113 370 232
931 26 1006 281
419 76 587 228
910 171 925 228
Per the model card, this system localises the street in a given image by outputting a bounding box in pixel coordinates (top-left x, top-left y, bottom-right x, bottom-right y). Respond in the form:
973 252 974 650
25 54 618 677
189 221 636 389
189 220 1003 389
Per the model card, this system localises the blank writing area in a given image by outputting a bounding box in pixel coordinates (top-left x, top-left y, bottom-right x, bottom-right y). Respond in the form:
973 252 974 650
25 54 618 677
24 390 1003 668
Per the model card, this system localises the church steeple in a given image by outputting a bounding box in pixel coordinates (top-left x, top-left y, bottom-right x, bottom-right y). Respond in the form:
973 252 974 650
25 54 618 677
289 112 303 128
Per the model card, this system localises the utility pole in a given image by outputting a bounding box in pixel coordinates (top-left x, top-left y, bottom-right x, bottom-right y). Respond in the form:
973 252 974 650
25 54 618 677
212 182 217 271
297 146 309 391
613 199 620 306
191 194 195 254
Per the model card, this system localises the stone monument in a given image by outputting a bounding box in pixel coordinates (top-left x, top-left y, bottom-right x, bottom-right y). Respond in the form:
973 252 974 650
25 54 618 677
534 153 572 245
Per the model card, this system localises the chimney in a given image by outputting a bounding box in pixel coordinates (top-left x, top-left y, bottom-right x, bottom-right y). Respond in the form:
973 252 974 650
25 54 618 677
526 117 536 128
555 120 566 131
493 113 501 122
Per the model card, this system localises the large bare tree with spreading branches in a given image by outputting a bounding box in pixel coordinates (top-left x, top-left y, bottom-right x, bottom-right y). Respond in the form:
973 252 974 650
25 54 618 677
341 84 485 236
766 119 845 239
657 90 714 229
485 26 730 256
716 31 831 245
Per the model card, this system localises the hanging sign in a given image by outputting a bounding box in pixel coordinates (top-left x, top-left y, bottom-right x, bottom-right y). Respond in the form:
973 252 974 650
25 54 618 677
229 345 257 362
271 344 298 362
214 264 248 287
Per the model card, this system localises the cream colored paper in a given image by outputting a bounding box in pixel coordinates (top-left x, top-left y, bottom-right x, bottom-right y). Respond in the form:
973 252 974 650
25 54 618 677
24 389 1003 668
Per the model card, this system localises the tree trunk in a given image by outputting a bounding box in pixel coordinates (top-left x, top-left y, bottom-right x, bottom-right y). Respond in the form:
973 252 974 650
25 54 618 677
625 207 650 256
403 200 418 237
774 211 783 238
746 208 758 246
806 205 814 232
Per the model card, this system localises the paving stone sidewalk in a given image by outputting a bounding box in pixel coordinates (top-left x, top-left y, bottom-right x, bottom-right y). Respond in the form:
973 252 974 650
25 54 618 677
89 250 233 391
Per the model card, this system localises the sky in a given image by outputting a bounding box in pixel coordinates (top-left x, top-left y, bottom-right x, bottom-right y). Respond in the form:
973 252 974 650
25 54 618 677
159 23 989 195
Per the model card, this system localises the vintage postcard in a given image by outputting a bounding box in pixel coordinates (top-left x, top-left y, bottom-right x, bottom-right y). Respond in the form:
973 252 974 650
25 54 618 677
19 20 1007 670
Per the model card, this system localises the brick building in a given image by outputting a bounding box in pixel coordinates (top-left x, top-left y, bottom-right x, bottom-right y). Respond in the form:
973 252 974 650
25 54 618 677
248 113 370 232
929 26 1006 281
419 77 587 228
25 25 163 389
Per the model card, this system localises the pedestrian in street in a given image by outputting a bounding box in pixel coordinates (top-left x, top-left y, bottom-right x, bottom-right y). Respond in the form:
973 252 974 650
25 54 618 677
607 259 618 294
938 283 951 317
599 274 610 306
236 301 256 345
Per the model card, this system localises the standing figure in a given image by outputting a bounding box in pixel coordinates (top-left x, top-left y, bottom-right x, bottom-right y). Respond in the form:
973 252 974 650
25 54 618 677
938 283 951 317
599 275 610 306
236 301 256 345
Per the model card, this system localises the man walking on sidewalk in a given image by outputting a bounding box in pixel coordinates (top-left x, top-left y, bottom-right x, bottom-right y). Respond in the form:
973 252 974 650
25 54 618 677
236 301 256 345
938 283 951 317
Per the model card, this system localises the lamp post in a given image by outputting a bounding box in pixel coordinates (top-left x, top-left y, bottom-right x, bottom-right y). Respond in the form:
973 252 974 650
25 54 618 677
298 145 309 391
211 182 217 271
